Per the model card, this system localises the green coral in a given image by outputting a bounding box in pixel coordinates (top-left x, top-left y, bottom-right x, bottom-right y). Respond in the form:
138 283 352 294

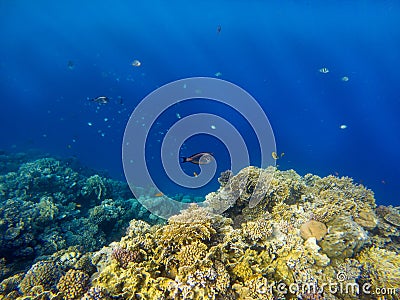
81 175 107 203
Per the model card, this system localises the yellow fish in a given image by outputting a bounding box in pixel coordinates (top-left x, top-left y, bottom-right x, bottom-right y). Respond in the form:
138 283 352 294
193 172 198 177
154 192 163 197
272 151 285 160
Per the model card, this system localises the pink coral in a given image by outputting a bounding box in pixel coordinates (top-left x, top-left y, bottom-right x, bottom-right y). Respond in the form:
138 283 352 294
111 247 142 268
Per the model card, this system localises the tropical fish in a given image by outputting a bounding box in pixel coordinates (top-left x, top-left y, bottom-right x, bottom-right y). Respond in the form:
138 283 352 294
272 151 278 160
132 59 141 67
272 151 285 160
154 192 163 197
90 96 109 104
217 25 222 34
319 67 329 74
341 76 349 82
180 152 214 165
193 172 198 177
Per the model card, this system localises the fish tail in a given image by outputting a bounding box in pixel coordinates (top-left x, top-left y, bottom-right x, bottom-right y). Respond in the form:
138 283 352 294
180 157 188 163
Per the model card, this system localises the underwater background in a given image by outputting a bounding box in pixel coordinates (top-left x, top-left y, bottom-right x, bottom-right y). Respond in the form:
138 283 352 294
1 0 399 206
1 1 400 299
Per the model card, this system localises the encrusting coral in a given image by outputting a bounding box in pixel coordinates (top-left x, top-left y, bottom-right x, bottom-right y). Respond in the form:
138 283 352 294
1 165 399 299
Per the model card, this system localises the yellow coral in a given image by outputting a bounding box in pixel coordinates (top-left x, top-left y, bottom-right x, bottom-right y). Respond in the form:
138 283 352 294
56 269 89 299
357 246 400 297
232 259 254 282
175 240 208 266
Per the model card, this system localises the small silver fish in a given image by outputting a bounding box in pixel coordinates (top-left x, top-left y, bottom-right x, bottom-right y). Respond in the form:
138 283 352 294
90 96 109 104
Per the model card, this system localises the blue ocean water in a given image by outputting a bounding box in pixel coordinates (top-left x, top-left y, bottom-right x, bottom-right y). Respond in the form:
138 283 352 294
0 1 399 206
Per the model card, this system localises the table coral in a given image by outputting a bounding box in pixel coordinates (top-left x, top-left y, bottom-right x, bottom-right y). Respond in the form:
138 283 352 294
384 211 400 227
300 220 327 241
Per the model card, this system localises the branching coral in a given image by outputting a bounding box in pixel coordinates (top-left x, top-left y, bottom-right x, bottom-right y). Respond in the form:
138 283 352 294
241 216 274 243
81 286 112 300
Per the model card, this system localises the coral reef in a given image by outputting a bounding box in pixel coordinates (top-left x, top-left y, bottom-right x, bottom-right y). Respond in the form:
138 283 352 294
0 154 158 282
1 163 399 299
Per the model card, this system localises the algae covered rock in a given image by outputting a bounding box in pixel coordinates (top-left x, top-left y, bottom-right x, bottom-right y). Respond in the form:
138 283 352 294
353 209 378 230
